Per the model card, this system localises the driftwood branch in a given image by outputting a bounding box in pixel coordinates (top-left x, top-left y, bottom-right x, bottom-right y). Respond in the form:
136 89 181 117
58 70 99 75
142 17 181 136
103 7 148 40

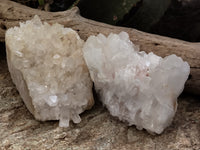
0 0 199 95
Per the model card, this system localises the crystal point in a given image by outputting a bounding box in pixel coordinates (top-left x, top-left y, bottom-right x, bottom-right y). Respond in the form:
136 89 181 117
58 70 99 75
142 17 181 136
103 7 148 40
83 32 190 134
6 16 94 127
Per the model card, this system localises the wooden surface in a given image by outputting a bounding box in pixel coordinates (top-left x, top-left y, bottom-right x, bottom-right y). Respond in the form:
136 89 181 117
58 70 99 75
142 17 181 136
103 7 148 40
0 0 199 95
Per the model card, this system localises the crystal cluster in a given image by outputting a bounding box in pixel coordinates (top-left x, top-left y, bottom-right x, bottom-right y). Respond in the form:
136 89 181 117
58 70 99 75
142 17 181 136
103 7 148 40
83 32 190 134
5 16 94 127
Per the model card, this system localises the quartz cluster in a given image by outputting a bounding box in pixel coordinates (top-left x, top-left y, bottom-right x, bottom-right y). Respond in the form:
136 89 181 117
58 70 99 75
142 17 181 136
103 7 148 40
83 32 190 134
6 15 190 133
6 16 94 127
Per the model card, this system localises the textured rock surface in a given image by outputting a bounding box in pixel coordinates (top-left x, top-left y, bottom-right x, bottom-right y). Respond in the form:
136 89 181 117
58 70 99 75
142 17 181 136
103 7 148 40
5 16 94 127
0 51 200 149
83 32 190 134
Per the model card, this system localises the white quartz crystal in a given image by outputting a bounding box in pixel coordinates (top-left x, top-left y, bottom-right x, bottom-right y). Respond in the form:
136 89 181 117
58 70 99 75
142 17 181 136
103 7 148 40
6 16 94 127
83 32 190 134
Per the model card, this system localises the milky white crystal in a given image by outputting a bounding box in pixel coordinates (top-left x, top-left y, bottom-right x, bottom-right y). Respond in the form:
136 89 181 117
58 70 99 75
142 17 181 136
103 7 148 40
6 16 94 127
83 32 190 134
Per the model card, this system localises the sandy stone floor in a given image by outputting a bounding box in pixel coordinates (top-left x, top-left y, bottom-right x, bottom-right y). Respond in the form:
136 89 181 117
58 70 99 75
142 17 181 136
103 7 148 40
0 46 200 150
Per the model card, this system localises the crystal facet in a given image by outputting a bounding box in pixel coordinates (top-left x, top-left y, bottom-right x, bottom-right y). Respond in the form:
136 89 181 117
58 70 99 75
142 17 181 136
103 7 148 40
6 16 94 127
83 32 190 134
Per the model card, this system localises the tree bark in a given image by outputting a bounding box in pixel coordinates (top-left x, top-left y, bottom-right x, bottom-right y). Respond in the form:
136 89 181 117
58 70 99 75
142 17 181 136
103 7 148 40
0 0 199 95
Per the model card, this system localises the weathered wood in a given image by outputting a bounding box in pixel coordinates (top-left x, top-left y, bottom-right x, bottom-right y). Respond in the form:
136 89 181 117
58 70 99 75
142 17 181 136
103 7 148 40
0 0 199 95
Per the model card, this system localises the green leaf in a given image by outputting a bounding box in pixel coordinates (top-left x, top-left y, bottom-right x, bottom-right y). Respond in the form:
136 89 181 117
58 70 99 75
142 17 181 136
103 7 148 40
38 0 45 6
78 0 141 25
123 0 171 31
